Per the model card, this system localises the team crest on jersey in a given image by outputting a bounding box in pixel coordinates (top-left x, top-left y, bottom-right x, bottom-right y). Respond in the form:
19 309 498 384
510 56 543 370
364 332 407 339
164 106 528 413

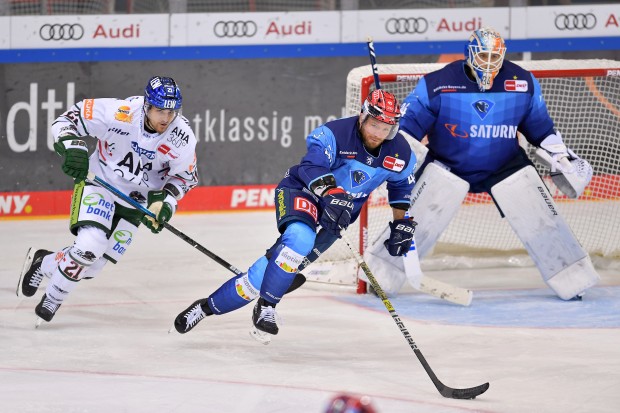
472 99 494 120
504 79 528 92
114 106 133 123
351 170 370 188
366 156 373 165
382 156 405 172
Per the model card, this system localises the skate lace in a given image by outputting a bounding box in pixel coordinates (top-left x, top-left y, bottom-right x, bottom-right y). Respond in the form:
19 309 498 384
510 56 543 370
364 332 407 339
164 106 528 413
259 306 282 326
42 299 59 313
29 268 45 288
184 304 206 330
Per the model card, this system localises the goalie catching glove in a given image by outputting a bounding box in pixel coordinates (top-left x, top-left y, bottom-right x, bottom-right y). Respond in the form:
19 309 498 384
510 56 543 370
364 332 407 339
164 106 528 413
535 132 593 199
384 218 417 256
319 188 354 235
53 135 90 181
141 190 177 234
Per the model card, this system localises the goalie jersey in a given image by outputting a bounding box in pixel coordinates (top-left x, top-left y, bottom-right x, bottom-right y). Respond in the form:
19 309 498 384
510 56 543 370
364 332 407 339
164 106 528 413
51 96 198 203
400 60 555 185
280 116 416 219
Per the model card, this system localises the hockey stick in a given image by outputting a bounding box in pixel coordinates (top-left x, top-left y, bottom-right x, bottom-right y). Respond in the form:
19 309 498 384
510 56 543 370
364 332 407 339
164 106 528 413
366 38 473 306
340 232 489 400
85 172 306 291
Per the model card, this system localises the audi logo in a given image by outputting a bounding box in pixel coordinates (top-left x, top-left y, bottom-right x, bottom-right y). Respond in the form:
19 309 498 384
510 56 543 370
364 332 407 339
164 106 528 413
213 20 257 38
385 17 428 35
39 23 84 41
554 13 596 31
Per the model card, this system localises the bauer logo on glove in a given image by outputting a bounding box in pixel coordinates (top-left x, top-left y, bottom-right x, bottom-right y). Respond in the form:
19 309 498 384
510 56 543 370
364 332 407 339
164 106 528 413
384 218 417 256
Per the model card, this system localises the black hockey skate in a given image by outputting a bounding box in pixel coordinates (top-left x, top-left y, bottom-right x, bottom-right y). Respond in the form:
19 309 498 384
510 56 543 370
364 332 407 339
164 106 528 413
253 298 279 333
35 294 62 326
172 299 211 334
17 248 53 297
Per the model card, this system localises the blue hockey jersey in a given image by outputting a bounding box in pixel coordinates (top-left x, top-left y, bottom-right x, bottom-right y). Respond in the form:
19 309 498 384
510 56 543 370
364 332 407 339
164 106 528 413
279 116 416 218
400 60 555 185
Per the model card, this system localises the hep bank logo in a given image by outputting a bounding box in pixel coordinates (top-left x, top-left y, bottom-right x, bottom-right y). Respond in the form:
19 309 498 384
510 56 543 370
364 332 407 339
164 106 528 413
112 229 133 255
82 193 115 220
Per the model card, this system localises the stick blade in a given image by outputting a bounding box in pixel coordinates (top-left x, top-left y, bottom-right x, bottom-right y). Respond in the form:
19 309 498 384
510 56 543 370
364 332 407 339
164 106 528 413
440 382 489 399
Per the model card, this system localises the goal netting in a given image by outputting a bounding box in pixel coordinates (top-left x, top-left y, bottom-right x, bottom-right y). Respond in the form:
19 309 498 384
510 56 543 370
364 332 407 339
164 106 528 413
306 59 620 292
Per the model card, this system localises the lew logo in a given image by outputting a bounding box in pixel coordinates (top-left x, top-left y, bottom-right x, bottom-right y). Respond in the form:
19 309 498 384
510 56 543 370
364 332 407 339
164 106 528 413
0 195 30 214
383 156 405 172
504 80 528 92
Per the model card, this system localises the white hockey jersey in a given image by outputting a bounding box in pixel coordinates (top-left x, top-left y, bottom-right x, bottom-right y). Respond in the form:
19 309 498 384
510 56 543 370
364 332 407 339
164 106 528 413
52 96 198 206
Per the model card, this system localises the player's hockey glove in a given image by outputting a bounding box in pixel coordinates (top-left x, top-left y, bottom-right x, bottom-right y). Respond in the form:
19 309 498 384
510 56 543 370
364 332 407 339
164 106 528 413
319 188 354 235
53 136 90 182
384 218 417 256
141 190 177 234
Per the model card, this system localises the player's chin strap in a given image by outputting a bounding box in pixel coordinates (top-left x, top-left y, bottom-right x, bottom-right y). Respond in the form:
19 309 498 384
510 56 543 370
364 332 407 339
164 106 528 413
340 231 490 400
85 172 306 292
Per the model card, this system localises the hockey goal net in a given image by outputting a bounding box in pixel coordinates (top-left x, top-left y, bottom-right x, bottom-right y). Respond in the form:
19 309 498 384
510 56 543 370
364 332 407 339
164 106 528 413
306 59 620 293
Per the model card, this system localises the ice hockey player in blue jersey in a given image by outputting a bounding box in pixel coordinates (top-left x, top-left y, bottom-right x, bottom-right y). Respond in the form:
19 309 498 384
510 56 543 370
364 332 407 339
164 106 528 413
366 27 599 301
174 90 417 342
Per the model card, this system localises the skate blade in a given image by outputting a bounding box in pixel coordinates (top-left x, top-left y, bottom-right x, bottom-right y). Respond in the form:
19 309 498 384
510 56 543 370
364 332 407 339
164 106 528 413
35 317 44 328
17 247 35 297
168 325 178 334
249 327 272 345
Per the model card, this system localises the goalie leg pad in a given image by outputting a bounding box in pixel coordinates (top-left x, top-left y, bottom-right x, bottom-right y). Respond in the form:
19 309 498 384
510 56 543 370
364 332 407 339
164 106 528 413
490 165 599 299
408 162 470 258
363 163 469 294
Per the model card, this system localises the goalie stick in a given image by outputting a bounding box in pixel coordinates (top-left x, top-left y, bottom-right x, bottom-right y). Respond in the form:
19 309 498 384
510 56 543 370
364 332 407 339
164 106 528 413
85 172 306 292
341 231 489 400
366 37 473 306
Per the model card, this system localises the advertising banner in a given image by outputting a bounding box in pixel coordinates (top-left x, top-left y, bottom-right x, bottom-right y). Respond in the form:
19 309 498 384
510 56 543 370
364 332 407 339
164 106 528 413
341 8 509 43
10 14 169 49
171 11 340 46
525 5 620 39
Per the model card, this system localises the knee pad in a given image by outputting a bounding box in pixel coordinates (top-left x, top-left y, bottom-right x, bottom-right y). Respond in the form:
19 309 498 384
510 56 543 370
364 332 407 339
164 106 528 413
281 221 316 257
72 226 109 265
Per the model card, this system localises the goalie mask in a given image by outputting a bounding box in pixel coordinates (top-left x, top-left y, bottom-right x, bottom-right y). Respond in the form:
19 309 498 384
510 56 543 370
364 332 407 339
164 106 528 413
144 76 183 115
465 27 506 91
359 89 401 140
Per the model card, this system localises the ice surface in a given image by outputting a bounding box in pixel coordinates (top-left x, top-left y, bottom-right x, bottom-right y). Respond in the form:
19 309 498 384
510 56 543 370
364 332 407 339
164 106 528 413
1 212 619 412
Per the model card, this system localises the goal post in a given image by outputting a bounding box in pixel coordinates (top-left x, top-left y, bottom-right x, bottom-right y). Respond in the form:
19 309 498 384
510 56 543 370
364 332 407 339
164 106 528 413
306 59 620 293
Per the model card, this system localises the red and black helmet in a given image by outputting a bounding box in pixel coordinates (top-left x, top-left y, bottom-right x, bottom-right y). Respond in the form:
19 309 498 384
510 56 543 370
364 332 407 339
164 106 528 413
324 394 377 413
360 89 401 140
362 89 401 126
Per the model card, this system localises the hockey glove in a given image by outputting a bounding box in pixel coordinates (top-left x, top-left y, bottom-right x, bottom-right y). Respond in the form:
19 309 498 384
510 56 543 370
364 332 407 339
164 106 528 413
141 190 177 234
535 132 593 199
384 218 417 256
53 136 90 181
319 188 354 235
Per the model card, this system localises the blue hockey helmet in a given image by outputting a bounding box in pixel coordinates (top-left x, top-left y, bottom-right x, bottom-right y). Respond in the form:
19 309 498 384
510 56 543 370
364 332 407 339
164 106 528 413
144 76 182 111
464 27 506 91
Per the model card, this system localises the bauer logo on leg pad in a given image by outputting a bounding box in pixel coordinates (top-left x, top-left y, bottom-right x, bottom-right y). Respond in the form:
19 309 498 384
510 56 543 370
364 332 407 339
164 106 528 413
275 246 304 273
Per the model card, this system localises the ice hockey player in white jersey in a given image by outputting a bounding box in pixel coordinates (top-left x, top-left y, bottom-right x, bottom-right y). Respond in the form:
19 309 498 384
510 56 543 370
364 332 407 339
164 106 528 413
366 27 599 301
17 76 198 325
